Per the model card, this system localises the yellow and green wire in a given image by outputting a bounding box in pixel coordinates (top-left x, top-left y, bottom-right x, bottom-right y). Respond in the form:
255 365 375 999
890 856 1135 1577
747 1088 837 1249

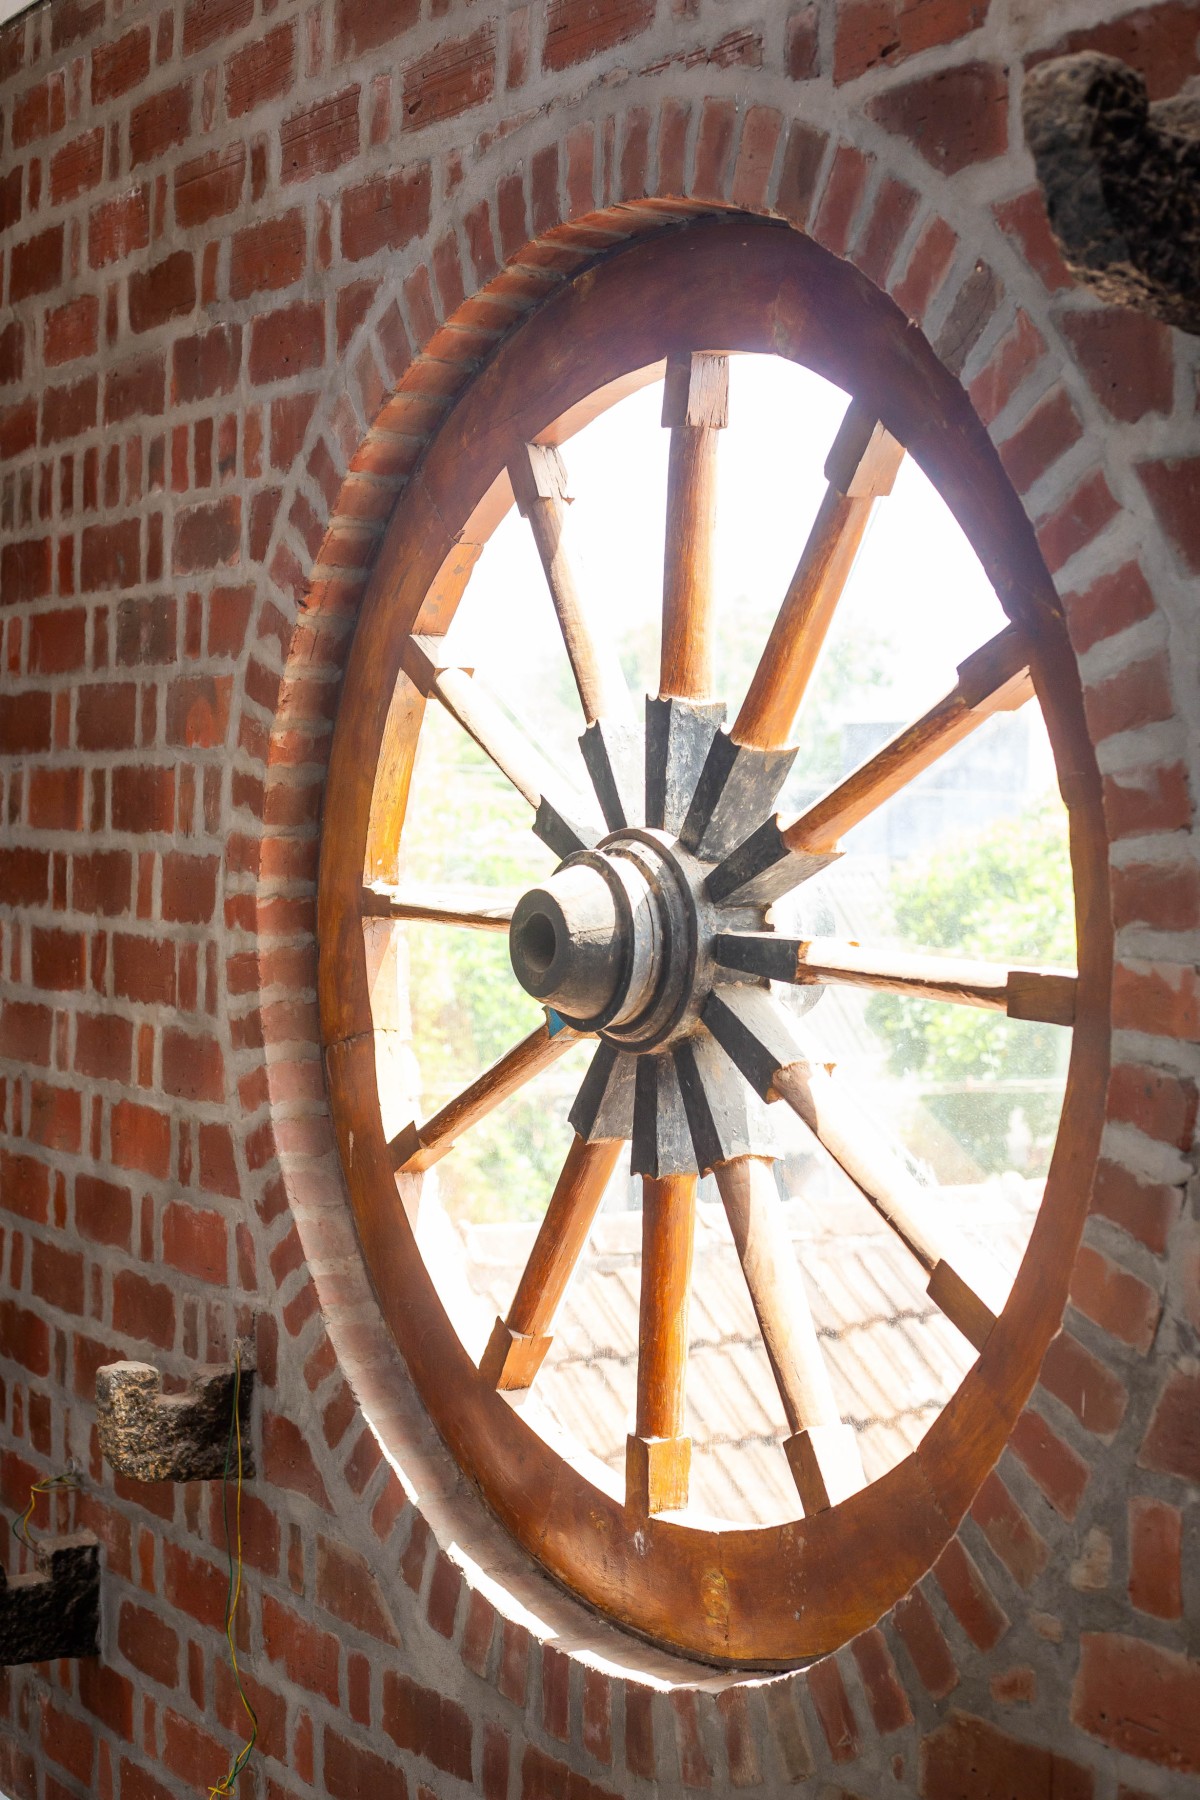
209 1345 258 1798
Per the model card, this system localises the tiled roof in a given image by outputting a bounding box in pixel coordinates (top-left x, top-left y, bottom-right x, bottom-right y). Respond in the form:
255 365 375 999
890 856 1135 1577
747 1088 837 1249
460 1163 1040 1524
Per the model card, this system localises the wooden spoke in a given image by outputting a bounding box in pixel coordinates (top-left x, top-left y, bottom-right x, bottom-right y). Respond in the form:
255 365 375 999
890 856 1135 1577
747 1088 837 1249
388 1016 581 1173
480 1133 624 1391
660 352 728 701
627 1172 696 1515
771 1059 999 1352
400 633 601 857
783 624 1033 855
733 405 904 751
715 933 1077 1026
361 881 517 932
509 443 633 727
713 1156 864 1513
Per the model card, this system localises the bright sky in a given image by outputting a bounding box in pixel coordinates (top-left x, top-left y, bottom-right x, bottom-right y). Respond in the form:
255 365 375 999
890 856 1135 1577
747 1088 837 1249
450 353 1054 786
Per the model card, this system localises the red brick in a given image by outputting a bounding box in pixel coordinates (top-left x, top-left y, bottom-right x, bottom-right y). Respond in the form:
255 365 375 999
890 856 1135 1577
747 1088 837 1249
32 926 85 991
182 0 253 57
226 20 296 117
105 352 166 423
334 0 418 60
249 300 325 384
403 25 495 130
172 324 242 403
80 1662 134 1738
1085 651 1174 743
316 1537 399 1641
520 1744 622 1800
13 74 66 148
28 765 82 829
0 690 51 753
0 846 48 906
111 1098 172 1178
113 1268 175 1348
1137 455 1200 574
786 4 820 79
776 119 827 227
77 681 137 750
175 143 246 226
29 1080 83 1153
118 1600 178 1685
922 1711 1094 1799
0 1299 50 1374
834 0 988 83
341 165 432 262
230 209 306 298
0 395 36 459
869 61 1006 173
892 214 957 321
130 81 193 167
1041 1329 1128 1436
164 1541 226 1628
262 1410 331 1508
11 225 64 301
934 1538 1008 1650
88 190 149 268
162 1201 227 1282
1009 1408 1090 1519
29 605 86 672
81 518 141 593
993 187 1074 292
263 1593 340 1702
997 387 1083 494
45 294 99 367
281 86 360 183
1139 1364 1200 1482
91 25 151 103
1129 1497 1182 1620
1114 959 1200 1040
324 1729 408 1800
1062 559 1157 657
113 933 175 1005
75 1012 134 1084
172 499 240 574
1091 1158 1180 1255
806 1655 859 1763
0 1149 50 1222
50 128 104 204
0 319 23 384
1072 1632 1200 1774
969 1471 1049 1589
162 1027 224 1102
543 0 654 70
1103 759 1193 841
0 998 52 1065
382 1671 472 1781
129 250 196 333
1029 4 1200 103
2 536 52 601
75 1173 133 1249
850 1628 911 1733
1037 468 1120 572
1115 1059 1197 1151
1060 307 1174 422
113 764 175 833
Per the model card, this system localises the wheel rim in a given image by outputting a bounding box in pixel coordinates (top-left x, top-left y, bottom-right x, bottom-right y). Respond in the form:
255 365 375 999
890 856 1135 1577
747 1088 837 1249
319 217 1111 1665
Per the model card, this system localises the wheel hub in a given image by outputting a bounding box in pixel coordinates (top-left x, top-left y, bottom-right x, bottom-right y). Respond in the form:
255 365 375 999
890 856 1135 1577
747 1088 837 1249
509 829 715 1049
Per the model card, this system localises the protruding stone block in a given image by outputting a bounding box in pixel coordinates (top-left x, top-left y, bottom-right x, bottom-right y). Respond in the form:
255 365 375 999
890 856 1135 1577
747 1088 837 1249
96 1347 255 1482
0 1534 100 1665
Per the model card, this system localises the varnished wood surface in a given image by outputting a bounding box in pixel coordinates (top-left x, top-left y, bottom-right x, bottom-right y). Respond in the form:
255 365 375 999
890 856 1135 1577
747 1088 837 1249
511 442 632 727
361 882 516 932
714 1156 865 1512
782 625 1033 854
771 1060 998 1349
388 1019 579 1172
505 1133 623 1342
733 408 904 751
717 932 1077 1024
660 352 727 701
318 218 1113 1665
636 1174 696 1442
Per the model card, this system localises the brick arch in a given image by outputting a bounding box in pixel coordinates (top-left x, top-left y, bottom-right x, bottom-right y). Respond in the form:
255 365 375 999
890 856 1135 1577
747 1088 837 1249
230 96 1199 1795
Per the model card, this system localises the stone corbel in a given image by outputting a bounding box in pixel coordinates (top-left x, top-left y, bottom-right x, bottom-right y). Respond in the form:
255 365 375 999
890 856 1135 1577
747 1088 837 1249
1023 51 1200 335
0 1535 100 1665
96 1343 256 1482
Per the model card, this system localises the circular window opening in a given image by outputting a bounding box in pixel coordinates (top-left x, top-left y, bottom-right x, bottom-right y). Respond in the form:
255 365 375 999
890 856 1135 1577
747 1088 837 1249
320 219 1108 1666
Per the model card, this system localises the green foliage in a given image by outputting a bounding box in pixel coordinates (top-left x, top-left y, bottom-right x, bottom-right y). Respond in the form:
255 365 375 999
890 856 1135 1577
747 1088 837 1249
866 795 1076 1176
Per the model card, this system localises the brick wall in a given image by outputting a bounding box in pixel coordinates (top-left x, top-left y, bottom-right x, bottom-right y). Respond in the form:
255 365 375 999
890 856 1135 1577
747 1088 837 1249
2 0 1200 1795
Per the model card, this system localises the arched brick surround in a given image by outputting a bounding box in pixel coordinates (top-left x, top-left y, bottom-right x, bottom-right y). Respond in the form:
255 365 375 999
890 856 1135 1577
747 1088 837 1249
2 1 1199 1794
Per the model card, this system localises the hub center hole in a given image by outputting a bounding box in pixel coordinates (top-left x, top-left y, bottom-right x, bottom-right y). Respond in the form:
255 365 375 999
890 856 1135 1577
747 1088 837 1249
518 910 558 975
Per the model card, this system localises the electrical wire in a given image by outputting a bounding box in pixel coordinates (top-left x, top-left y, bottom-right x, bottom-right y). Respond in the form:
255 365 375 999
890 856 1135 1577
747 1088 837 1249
12 1470 79 1554
209 1346 258 1798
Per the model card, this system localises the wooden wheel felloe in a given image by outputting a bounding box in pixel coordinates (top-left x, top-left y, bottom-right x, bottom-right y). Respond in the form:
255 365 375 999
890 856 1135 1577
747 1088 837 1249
319 219 1110 1665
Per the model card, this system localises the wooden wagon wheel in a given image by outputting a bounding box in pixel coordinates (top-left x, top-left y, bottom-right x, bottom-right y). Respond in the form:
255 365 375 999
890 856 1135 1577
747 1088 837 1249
320 219 1110 1664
